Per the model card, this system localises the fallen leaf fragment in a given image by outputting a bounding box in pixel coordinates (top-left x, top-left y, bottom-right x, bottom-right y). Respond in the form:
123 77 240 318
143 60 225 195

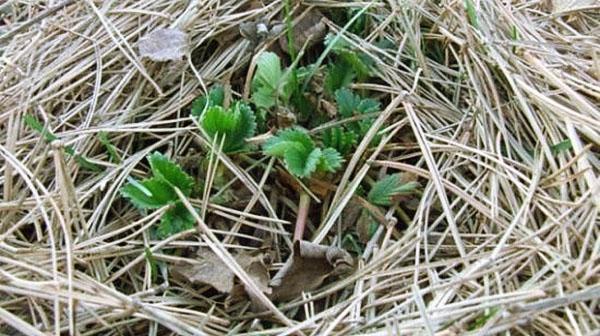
171 249 271 296
269 240 354 302
279 10 327 53
171 250 234 293
236 252 272 295
138 28 188 62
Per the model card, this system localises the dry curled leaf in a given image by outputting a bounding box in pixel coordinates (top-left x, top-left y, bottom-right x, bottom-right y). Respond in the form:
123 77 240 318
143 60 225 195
269 240 354 302
138 28 188 62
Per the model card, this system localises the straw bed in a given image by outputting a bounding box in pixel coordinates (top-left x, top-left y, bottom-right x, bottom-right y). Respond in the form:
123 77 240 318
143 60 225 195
0 0 598 335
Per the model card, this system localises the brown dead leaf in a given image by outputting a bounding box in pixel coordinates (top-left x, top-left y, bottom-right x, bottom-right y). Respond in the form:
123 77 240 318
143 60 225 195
269 241 354 302
236 252 272 295
279 10 327 53
138 28 188 62
171 249 271 296
171 250 234 293
225 244 274 312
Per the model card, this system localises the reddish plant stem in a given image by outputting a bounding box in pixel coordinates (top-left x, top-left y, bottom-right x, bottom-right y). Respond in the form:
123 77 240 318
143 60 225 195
293 192 311 241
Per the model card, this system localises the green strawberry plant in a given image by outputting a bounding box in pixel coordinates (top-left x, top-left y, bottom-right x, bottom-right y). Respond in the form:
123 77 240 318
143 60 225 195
263 128 343 241
335 88 380 136
121 152 196 239
321 127 357 156
191 84 225 116
200 103 256 153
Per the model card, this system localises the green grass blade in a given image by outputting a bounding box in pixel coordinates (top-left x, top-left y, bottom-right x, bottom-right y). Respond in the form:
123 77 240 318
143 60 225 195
464 0 479 29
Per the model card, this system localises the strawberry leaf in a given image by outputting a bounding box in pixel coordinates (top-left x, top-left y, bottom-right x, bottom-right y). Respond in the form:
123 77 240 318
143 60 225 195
200 103 256 153
191 85 225 117
264 128 342 178
254 52 283 90
251 52 294 109
285 147 321 178
148 152 194 196
263 128 314 157
156 202 196 239
335 88 379 117
335 88 362 118
121 177 178 209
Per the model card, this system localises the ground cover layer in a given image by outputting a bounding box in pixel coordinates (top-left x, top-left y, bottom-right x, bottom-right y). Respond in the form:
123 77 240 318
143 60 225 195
0 1 599 335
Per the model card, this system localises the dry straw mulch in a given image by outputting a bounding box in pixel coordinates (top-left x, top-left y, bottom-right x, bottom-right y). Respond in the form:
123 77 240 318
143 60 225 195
1 1 599 335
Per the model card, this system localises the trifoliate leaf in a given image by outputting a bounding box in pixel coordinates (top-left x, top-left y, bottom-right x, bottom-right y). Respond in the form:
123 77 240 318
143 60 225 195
156 202 196 239
317 148 343 172
368 174 419 206
263 128 314 157
121 177 178 209
201 103 256 153
229 102 257 150
191 85 225 117
148 152 194 196
264 128 342 178
202 105 237 135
